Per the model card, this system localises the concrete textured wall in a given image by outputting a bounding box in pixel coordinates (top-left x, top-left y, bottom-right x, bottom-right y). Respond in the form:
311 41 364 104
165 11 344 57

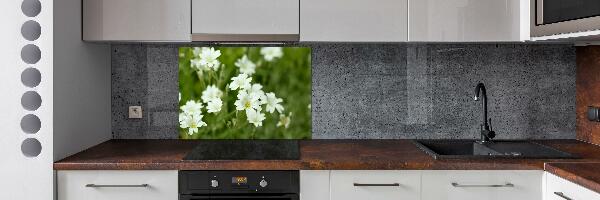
112 44 576 139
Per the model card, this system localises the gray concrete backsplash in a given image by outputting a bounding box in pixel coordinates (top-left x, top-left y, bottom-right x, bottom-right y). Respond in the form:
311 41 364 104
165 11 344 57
112 44 576 139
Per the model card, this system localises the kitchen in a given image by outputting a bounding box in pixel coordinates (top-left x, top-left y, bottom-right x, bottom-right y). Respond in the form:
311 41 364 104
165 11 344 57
2 0 600 200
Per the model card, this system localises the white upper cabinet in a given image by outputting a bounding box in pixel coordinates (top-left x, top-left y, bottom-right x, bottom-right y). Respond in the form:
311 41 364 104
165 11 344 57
409 0 530 42
191 0 299 41
300 0 408 42
82 0 191 41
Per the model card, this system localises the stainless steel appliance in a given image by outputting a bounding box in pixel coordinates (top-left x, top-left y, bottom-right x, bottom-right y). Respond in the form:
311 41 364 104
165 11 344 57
179 171 299 200
532 0 600 37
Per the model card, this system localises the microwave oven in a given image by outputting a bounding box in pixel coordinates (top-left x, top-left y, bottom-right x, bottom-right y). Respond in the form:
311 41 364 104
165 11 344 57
532 0 600 37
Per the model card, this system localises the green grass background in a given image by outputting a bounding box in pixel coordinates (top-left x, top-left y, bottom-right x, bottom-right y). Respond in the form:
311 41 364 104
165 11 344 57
179 47 312 139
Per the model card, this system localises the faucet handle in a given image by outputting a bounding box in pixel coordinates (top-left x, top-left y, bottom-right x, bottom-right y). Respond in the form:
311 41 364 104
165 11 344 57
488 118 496 139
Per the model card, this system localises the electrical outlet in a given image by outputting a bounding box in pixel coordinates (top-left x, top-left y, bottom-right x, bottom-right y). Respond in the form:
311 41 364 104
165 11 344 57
129 106 143 119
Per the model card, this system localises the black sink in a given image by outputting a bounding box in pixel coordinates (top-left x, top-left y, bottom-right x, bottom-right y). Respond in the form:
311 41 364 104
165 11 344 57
413 140 577 160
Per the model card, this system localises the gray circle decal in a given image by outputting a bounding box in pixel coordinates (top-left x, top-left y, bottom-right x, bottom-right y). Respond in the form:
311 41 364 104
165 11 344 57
21 20 41 41
21 44 41 64
21 68 41 88
21 0 41 17
21 114 41 134
21 138 42 157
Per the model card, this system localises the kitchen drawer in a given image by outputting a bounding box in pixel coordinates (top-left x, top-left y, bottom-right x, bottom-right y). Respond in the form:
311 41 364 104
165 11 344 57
421 170 543 200
57 170 178 200
330 170 420 200
545 172 600 200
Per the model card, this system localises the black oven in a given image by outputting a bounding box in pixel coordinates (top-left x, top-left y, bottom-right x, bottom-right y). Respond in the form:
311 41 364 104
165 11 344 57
179 171 299 200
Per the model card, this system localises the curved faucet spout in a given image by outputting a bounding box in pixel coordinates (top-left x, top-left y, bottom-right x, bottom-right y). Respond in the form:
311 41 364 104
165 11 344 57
474 83 488 128
474 83 494 142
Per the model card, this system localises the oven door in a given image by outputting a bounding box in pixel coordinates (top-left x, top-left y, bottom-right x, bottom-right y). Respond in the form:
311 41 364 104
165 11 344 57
532 0 600 37
180 194 299 200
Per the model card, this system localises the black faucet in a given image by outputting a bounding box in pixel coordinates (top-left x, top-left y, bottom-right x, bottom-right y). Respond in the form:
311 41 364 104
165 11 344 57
474 83 495 143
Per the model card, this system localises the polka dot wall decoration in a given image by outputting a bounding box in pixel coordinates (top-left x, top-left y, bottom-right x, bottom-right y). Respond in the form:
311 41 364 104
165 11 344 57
20 0 42 157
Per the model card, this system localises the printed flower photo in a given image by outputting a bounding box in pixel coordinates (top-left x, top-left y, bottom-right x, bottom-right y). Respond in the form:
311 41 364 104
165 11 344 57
179 47 312 139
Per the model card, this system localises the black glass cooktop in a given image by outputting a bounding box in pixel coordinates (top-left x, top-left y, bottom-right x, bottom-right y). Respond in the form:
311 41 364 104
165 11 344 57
183 140 300 160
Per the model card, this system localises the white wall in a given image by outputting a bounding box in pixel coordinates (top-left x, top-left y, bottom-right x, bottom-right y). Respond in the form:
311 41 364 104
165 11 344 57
53 0 111 161
0 0 54 199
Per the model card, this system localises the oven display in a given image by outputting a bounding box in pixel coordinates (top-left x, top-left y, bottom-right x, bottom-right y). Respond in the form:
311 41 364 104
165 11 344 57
232 176 248 185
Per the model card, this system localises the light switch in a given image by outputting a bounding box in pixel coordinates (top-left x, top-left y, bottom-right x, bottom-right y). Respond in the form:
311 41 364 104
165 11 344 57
129 106 143 119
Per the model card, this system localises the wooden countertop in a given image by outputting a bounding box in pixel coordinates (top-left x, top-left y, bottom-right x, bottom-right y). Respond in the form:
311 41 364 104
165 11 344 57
54 139 600 194
545 162 600 194
54 139 600 170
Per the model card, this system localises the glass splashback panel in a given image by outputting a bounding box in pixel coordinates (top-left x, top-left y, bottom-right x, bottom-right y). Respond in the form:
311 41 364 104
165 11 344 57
178 47 311 139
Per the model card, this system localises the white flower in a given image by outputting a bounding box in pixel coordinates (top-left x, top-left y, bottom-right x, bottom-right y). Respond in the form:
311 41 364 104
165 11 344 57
260 47 283 61
179 93 181 102
206 99 222 113
179 113 207 135
229 73 252 90
178 112 187 124
248 84 267 104
180 100 203 115
277 112 292 128
192 47 203 56
234 55 257 75
246 108 266 127
201 85 223 103
193 47 221 71
190 58 207 71
265 92 284 113
234 90 261 111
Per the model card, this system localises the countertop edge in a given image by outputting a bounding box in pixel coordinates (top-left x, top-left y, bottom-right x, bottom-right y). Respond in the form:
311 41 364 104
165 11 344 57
545 162 600 194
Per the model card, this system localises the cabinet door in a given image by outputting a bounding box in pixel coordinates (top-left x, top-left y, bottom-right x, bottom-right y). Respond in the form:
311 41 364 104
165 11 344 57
421 170 543 200
191 0 299 41
300 170 330 200
300 0 408 42
409 0 529 42
330 170 420 200
82 0 191 41
57 170 178 200
545 172 600 200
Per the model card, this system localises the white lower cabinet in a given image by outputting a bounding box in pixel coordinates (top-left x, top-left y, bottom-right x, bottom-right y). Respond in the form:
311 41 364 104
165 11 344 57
421 170 543 200
301 170 331 200
330 170 421 200
57 170 178 200
545 172 600 200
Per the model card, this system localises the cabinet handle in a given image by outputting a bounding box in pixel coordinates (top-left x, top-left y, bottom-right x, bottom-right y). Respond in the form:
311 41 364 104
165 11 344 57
451 182 514 188
353 183 400 187
553 192 573 200
85 184 149 188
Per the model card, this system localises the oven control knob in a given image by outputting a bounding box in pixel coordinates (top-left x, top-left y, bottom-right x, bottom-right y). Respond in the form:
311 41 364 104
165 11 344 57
259 179 268 188
210 180 219 188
